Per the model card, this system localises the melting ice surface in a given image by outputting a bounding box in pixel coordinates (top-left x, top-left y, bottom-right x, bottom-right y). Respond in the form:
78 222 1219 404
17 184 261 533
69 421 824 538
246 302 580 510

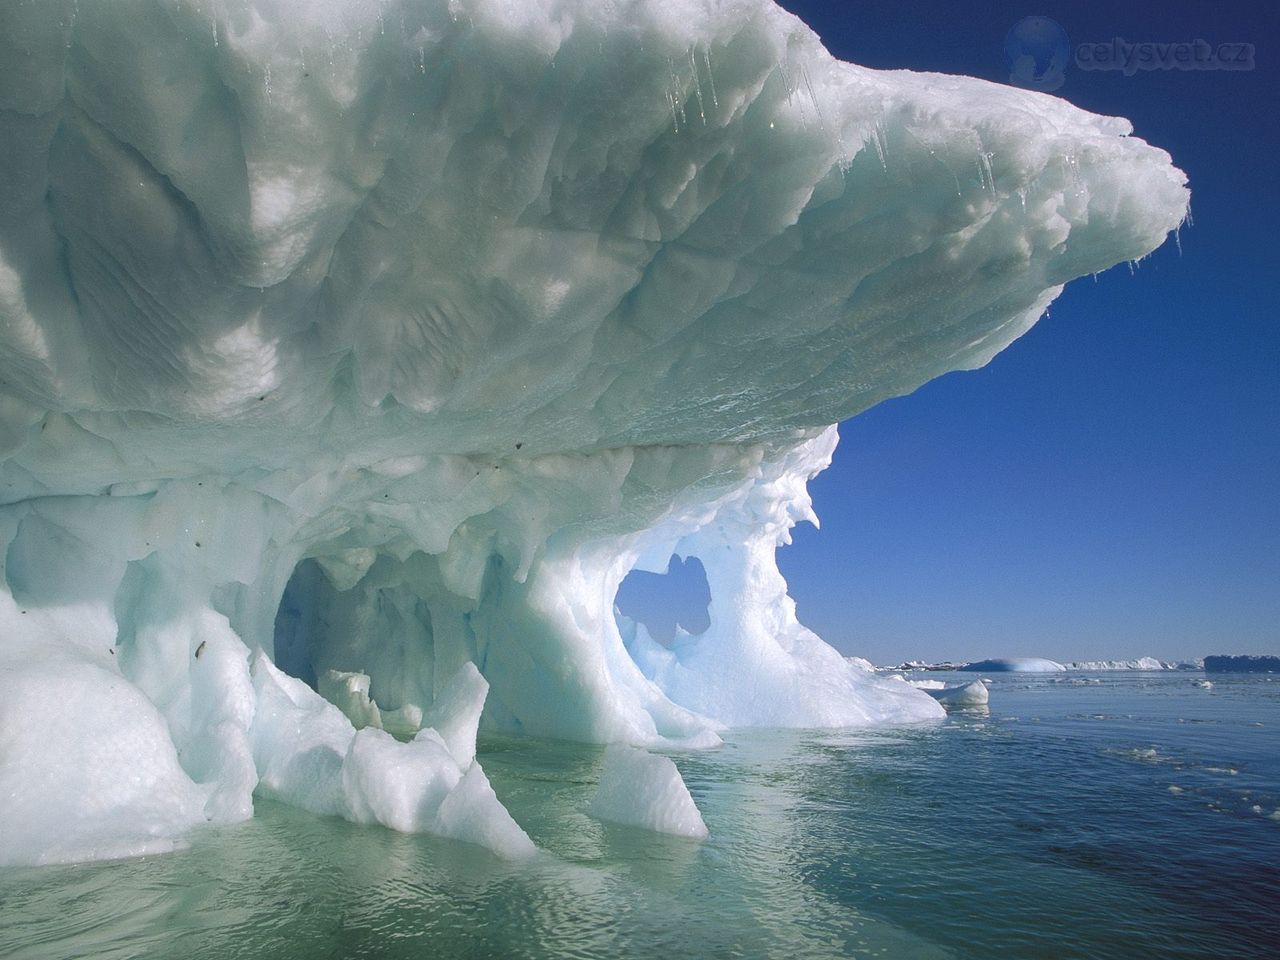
0 0 1187 865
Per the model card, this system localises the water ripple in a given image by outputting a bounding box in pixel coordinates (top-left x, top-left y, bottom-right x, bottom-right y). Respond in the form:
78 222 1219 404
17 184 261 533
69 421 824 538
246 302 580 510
1 673 1277 959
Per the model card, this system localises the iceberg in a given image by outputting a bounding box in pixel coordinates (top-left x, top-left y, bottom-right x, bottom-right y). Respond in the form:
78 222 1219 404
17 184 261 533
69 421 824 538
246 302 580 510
0 0 1186 865
1063 657 1175 671
1204 656 1280 674
960 657 1066 673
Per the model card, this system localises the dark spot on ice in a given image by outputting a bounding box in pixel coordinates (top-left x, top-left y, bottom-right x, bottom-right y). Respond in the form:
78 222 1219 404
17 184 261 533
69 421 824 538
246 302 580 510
516 442 523 449
195 640 207 659
20 610 26 614
195 541 202 547
258 396 265 401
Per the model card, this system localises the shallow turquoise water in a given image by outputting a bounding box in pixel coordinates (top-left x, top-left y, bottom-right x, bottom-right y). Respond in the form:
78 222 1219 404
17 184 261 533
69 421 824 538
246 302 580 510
3 672 1278 959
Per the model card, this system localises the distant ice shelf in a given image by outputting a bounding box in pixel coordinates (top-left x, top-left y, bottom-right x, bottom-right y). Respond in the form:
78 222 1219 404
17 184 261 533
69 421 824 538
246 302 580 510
0 0 1187 865
959 658 1067 673
896 656 1202 672
1064 657 1202 671
1204 656 1280 674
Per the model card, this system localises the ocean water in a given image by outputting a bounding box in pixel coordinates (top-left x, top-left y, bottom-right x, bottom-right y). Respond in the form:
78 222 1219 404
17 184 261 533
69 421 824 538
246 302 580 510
3 671 1278 959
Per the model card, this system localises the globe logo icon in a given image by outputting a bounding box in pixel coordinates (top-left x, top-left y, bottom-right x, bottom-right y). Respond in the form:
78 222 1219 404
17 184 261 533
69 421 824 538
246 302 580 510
1006 16 1071 91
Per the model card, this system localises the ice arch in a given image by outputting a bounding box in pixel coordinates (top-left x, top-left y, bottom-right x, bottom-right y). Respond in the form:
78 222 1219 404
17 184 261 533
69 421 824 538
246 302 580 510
0 0 1187 865
614 555 712 645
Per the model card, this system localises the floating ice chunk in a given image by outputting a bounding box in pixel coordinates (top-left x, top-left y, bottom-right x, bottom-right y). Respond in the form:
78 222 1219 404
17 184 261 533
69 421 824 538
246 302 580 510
432 764 537 859
923 680 990 709
589 744 709 839
251 655 531 857
319 669 384 731
906 679 948 690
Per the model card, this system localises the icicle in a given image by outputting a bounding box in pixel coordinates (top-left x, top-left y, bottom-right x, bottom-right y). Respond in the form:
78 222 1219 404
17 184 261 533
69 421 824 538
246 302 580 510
870 122 888 173
800 66 823 137
689 48 706 125
977 151 995 193
801 65 819 111
1065 153 1083 196
777 61 795 106
667 58 686 131
702 46 718 110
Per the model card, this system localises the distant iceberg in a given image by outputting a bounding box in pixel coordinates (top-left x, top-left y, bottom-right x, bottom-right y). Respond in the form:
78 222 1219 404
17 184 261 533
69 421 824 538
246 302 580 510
0 0 1187 864
960 657 1066 673
1063 657 1197 671
1204 656 1280 674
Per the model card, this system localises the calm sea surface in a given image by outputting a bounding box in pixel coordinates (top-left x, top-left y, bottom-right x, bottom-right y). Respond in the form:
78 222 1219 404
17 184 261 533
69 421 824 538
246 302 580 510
3 671 1278 959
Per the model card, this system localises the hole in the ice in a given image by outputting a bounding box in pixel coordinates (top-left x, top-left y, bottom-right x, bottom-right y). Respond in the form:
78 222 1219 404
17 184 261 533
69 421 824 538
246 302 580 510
272 554 437 737
614 554 710 646
272 560 323 689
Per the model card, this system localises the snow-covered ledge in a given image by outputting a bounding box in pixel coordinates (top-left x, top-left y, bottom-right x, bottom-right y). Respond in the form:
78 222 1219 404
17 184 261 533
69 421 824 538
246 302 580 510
0 0 1185 865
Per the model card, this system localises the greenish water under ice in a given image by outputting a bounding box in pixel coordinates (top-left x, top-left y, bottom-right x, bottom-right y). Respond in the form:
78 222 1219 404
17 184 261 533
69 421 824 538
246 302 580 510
3 672 1278 959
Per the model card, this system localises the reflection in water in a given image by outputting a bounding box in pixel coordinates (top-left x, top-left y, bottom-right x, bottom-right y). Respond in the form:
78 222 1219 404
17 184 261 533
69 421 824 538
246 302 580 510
2 674 1278 959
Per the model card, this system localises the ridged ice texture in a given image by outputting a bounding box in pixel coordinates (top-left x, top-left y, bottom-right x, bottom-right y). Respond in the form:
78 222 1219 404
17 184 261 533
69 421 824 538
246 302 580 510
0 0 1187 864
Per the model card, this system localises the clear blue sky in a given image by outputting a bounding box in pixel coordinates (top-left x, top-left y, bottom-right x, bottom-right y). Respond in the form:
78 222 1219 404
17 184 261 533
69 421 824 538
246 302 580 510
618 0 1279 666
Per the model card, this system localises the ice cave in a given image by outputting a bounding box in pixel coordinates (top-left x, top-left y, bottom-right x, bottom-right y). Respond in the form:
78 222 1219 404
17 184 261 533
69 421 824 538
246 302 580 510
0 0 1187 865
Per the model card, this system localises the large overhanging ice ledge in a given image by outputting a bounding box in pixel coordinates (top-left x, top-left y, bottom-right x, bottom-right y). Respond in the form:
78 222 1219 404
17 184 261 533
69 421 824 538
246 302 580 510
0 0 1186 865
